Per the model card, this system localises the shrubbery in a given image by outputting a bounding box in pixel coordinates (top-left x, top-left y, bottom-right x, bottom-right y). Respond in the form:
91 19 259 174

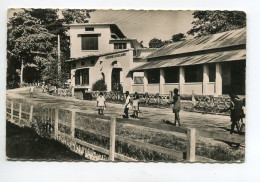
92 79 107 91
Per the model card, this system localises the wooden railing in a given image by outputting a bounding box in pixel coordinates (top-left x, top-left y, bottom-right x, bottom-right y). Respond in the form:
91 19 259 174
6 101 245 162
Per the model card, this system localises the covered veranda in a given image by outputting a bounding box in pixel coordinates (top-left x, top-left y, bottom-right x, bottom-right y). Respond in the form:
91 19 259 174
131 49 246 96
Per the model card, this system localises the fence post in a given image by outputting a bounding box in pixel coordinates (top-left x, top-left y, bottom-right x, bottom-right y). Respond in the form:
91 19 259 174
19 103 22 123
11 102 14 122
50 108 53 125
48 107 50 121
29 105 33 122
187 128 196 162
54 108 59 136
71 111 75 138
109 117 116 161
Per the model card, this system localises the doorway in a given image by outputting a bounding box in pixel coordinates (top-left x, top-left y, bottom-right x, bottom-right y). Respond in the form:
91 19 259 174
222 61 246 95
111 68 122 92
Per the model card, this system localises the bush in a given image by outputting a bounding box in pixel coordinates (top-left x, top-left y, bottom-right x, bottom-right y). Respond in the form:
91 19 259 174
92 79 107 91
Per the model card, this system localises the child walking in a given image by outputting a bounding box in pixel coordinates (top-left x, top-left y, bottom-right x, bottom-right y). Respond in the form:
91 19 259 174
132 92 140 118
172 88 181 126
29 84 35 98
123 91 131 118
221 93 243 134
96 92 106 115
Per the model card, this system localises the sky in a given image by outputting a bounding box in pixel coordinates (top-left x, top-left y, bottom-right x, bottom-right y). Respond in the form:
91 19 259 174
7 9 195 47
88 10 194 47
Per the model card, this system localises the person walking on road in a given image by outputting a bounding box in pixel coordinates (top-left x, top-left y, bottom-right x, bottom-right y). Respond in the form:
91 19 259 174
132 92 140 118
221 93 243 134
123 91 131 118
172 88 181 126
96 92 106 115
29 84 35 98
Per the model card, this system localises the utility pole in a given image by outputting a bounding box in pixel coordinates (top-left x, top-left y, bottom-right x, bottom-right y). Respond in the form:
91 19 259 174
57 35 61 77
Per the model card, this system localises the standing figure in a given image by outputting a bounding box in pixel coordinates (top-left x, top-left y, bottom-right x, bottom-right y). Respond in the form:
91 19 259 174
240 98 246 135
222 93 243 134
132 92 140 118
172 88 181 126
29 84 35 98
123 91 131 118
96 92 106 115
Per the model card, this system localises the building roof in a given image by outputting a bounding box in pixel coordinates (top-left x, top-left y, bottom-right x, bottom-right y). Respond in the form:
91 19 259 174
146 28 246 60
131 49 246 71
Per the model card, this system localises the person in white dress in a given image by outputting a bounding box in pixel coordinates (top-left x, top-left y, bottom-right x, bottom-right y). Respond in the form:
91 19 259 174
96 92 106 115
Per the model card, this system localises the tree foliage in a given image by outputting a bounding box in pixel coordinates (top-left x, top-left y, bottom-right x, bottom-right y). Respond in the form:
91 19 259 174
148 38 171 48
7 8 94 88
187 11 246 37
62 9 95 24
92 79 107 91
171 33 186 42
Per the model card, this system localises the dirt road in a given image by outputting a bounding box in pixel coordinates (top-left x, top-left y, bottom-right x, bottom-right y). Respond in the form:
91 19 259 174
6 87 232 134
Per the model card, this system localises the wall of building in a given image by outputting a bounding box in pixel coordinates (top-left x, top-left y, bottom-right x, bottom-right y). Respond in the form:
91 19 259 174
147 84 160 94
70 25 112 58
163 84 179 95
183 83 203 95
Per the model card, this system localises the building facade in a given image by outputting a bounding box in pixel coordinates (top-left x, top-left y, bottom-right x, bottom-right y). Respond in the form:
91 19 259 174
131 28 246 96
65 23 156 94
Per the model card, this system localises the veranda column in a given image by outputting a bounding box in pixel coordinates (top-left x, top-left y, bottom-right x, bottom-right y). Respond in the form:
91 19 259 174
215 63 222 95
106 70 112 92
143 70 148 93
70 69 76 86
79 70 83 85
159 68 165 94
179 67 185 94
203 64 209 95
130 72 133 93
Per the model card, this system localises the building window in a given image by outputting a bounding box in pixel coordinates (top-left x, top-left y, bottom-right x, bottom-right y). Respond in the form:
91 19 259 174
164 67 179 83
91 59 95 65
85 27 94 31
209 64 216 82
81 61 85 66
114 43 127 49
185 65 203 82
134 76 144 84
148 69 160 84
82 69 89 85
81 35 98 50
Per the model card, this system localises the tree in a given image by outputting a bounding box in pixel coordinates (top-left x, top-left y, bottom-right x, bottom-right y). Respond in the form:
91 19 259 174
7 10 56 85
172 33 186 42
62 9 95 24
149 38 171 48
187 11 246 37
7 9 95 88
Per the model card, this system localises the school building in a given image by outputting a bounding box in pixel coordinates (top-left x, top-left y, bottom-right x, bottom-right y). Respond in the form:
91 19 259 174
131 28 246 96
65 23 157 94
66 23 246 96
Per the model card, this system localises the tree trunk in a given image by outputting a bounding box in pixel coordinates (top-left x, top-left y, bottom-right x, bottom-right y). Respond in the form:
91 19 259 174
20 59 24 85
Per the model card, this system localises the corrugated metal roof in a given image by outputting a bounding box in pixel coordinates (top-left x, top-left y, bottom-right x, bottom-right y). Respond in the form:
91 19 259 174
131 49 246 71
146 28 246 59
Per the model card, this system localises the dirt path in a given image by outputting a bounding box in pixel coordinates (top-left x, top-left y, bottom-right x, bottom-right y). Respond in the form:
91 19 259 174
6 87 232 135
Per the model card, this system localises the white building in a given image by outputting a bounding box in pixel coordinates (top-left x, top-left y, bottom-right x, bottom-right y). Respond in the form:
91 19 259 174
65 23 157 94
131 28 246 96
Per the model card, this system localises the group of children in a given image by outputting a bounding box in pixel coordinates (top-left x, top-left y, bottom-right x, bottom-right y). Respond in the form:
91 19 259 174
96 89 182 126
96 91 141 119
96 89 246 136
